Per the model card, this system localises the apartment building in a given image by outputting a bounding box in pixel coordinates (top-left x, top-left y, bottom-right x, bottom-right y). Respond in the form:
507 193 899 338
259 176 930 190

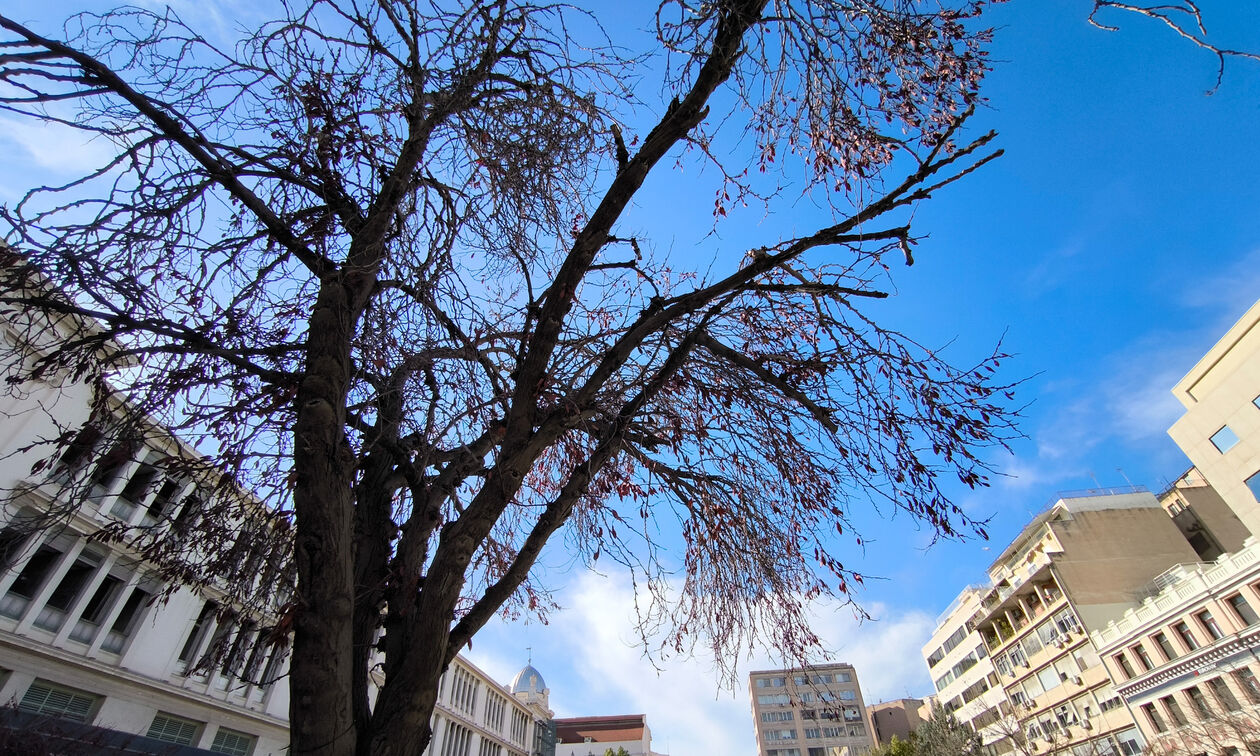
748 662 874 756
1082 299 1260 753
1159 467 1251 563
921 586 1008 748
1168 299 1260 536
963 489 1215 754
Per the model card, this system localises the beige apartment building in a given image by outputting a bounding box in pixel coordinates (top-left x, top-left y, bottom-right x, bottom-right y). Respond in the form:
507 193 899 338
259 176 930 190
748 663 874 756
960 489 1211 754
1168 299 1260 536
1084 298 1260 753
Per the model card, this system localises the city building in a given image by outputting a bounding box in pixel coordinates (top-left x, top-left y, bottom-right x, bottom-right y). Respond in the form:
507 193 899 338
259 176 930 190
1091 539 1260 753
430 659 555 756
1158 467 1251 563
748 662 874 756
1168 299 1260 536
867 698 928 746
0 282 292 754
553 714 659 756
954 489 1211 754
921 586 1007 748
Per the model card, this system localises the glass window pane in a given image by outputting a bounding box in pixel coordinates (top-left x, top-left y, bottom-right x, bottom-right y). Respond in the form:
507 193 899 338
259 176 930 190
1211 426 1241 453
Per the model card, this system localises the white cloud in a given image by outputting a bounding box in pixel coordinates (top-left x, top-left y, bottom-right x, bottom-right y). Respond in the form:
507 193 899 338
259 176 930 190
0 117 115 177
469 570 937 756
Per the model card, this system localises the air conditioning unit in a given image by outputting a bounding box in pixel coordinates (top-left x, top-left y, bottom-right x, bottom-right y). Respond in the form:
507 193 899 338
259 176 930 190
1072 676 1083 686
1081 721 1092 730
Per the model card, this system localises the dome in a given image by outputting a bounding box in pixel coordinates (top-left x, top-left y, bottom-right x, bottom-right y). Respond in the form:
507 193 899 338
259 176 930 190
510 664 547 695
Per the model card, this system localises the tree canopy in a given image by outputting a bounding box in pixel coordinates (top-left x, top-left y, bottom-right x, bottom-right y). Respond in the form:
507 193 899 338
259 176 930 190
0 1 1026 754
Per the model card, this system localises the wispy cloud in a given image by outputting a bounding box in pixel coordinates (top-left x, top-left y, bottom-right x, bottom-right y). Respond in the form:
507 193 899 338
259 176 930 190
0 117 114 178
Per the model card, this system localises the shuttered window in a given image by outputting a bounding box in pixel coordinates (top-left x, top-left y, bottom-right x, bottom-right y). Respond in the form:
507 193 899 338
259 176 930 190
147 712 202 745
18 680 99 722
210 727 256 756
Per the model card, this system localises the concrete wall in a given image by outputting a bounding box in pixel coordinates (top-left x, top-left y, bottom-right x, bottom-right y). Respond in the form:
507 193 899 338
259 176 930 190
1050 505 1202 632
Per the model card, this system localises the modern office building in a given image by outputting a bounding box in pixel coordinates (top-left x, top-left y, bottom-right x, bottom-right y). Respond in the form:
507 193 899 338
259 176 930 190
1168 299 1260 536
748 662 874 756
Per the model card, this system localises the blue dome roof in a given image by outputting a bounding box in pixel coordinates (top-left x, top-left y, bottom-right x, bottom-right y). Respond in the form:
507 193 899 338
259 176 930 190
510 664 546 694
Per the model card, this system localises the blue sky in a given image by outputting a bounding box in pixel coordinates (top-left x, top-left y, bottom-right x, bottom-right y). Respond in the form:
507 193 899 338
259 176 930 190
2 1 1260 754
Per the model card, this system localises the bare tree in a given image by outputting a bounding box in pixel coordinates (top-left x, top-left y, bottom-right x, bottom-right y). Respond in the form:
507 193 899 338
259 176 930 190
0 1 1018 754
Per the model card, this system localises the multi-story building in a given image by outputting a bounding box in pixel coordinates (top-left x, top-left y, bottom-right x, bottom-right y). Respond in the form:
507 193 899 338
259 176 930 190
1091 539 1260 753
1085 299 1260 753
748 662 874 756
1158 467 1251 563
1167 299 1260 536
867 698 928 746
921 586 1007 748
430 660 555 756
0 287 292 754
0 261 558 756
959 489 1212 754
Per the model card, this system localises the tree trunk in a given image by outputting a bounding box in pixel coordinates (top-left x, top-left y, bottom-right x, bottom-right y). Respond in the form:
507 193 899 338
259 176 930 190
290 281 359 756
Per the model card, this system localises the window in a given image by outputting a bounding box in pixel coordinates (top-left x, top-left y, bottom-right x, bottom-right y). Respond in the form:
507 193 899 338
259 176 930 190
757 676 787 688
147 712 202 745
1208 677 1242 712
1113 652 1136 679
34 551 102 631
1230 594 1260 626
1198 610 1225 640
484 692 507 732
69 574 123 644
1 544 62 618
1152 632 1178 661
18 680 100 722
1132 644 1154 671
441 721 472 756
1211 426 1241 453
100 587 150 653
758 694 790 705
1141 703 1167 732
1174 621 1200 650
803 728 821 738
1235 668 1260 703
763 729 796 742
1161 695 1188 727
762 711 795 723
179 601 219 670
210 727 256 756
1186 686 1211 719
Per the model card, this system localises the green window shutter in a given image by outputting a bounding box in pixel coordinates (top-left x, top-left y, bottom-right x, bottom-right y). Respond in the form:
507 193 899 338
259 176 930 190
18 680 99 722
210 727 256 756
147 712 202 745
